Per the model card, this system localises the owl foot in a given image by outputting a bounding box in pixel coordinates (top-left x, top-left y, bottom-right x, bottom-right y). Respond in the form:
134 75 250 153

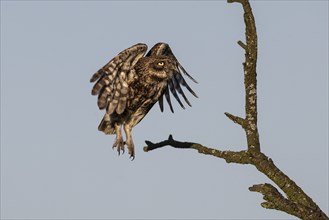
123 124 135 160
125 139 135 160
113 123 125 155
113 135 125 155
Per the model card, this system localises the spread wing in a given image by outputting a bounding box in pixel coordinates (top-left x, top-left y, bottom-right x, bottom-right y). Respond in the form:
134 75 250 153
146 42 198 113
90 43 147 115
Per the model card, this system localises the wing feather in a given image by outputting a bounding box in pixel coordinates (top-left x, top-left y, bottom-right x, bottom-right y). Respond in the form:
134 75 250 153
172 75 192 107
168 79 185 109
164 87 174 113
178 63 198 84
174 73 198 98
90 43 147 114
158 93 164 112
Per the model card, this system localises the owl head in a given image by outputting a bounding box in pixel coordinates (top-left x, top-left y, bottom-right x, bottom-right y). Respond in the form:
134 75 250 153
137 56 179 80
143 56 179 80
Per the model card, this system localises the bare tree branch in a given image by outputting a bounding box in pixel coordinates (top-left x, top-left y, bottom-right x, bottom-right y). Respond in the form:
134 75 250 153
144 0 328 219
249 183 328 220
237 40 247 50
144 135 252 164
224 112 246 128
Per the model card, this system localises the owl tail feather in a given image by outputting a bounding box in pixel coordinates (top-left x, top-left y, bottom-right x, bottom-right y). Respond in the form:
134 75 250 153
98 113 116 135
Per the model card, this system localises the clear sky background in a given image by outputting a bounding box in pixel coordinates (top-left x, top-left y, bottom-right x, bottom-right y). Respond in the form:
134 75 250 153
1 1 328 219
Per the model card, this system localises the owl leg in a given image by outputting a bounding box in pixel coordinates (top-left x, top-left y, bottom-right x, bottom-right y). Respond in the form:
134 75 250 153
123 124 135 160
113 123 125 155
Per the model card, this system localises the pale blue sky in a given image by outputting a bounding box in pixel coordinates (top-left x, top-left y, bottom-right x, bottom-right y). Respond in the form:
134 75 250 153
1 1 328 219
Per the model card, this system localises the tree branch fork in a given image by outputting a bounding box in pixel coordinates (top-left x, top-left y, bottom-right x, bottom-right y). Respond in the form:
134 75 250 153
144 134 327 220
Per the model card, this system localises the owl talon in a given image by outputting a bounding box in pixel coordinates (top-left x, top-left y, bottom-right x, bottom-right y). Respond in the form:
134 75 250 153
126 139 135 160
128 149 135 160
113 137 125 155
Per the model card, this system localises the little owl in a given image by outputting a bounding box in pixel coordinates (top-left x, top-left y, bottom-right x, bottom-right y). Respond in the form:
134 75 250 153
90 43 197 159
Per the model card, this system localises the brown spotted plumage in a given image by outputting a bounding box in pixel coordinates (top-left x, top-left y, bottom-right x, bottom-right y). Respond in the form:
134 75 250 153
90 43 197 159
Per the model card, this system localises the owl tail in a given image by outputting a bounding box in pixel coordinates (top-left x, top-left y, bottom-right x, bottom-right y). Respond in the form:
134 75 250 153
98 113 116 135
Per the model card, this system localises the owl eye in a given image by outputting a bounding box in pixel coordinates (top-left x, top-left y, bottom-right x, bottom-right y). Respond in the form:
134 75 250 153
157 61 164 66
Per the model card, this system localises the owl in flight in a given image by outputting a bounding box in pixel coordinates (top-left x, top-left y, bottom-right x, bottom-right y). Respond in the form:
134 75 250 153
90 43 198 159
